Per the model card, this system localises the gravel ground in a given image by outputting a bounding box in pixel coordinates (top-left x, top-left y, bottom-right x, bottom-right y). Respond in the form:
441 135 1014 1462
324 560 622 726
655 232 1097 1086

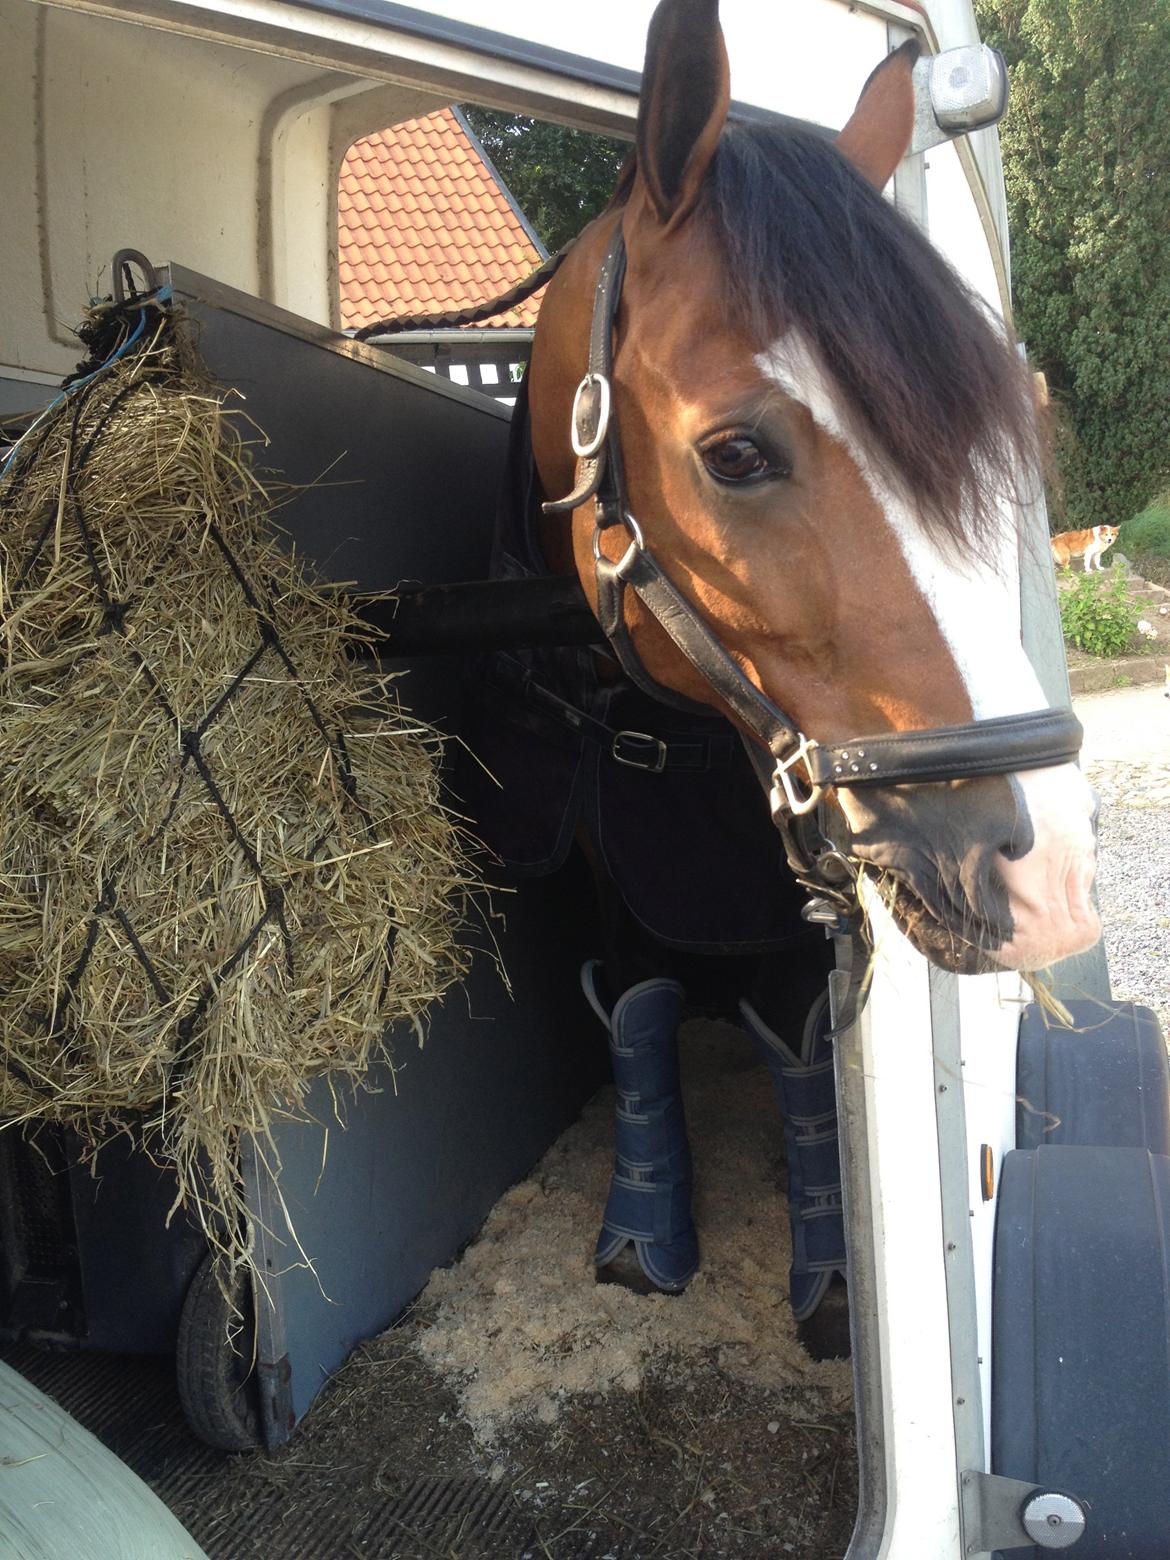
1077 685 1170 1034
1092 792 1170 1033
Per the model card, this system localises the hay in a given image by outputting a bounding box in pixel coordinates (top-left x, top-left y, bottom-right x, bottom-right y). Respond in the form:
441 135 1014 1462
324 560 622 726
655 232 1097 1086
0 298 477 1272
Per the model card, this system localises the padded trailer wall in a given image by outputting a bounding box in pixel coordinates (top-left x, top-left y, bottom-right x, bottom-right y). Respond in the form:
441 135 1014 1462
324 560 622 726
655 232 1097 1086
177 268 609 1441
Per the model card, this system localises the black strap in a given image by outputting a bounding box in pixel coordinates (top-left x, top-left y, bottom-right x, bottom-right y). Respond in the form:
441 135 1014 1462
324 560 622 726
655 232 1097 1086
490 657 735 773
806 708 1084 789
352 247 569 340
556 228 712 716
592 544 713 717
596 543 801 758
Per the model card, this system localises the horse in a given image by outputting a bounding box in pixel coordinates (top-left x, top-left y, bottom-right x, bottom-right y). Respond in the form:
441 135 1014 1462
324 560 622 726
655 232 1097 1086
464 0 1100 1343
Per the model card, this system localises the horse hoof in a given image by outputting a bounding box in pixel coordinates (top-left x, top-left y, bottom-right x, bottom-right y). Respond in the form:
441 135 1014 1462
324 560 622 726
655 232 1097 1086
796 1274 852 1361
595 1244 690 1297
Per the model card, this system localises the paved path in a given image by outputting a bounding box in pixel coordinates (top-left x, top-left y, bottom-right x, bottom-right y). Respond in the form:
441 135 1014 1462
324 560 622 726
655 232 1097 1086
1075 683 1170 768
1074 684 1170 808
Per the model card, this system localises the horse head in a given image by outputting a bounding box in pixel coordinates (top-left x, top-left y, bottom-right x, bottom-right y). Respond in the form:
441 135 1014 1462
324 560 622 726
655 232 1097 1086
528 0 1099 976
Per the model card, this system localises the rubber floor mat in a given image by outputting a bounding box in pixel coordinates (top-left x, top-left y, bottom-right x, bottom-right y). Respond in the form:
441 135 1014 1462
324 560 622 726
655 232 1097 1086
351 1477 535 1557
0 1347 563 1558
0 1342 222 1505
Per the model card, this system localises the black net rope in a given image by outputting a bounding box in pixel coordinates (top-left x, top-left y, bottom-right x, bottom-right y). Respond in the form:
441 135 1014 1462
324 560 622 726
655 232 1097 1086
5 301 392 1094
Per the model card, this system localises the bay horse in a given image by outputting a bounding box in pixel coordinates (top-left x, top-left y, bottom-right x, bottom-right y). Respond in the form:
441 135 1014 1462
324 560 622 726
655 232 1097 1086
466 0 1099 1338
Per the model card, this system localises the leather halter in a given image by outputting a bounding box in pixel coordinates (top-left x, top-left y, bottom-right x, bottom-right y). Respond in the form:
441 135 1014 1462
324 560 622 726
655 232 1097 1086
542 226 1083 886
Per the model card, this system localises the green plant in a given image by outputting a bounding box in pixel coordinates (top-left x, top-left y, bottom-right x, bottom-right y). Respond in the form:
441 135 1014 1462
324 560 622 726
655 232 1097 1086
1059 572 1140 657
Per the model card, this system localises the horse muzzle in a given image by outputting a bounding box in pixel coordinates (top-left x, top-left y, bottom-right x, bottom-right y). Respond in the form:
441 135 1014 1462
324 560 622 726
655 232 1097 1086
837 762 1100 974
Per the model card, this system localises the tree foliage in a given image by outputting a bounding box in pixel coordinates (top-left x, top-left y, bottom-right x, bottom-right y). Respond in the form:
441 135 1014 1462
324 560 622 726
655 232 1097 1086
975 0 1170 528
460 108 627 255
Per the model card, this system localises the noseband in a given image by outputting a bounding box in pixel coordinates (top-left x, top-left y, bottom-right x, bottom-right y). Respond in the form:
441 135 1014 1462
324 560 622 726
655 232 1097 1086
542 226 1082 918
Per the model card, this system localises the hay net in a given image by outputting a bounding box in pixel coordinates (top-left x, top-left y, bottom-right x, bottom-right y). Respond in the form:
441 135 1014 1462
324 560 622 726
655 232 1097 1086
0 288 476 1274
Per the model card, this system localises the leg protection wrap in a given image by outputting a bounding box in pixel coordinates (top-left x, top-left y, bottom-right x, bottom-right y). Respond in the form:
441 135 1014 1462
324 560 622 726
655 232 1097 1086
740 990 846 1321
583 961 699 1293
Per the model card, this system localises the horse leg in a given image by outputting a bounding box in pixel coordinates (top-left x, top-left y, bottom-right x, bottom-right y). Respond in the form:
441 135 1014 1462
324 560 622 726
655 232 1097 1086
582 959 699 1294
740 947 851 1359
575 836 699 1294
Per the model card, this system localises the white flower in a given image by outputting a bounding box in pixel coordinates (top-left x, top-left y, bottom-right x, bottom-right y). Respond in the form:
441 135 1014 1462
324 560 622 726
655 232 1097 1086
1137 620 1157 639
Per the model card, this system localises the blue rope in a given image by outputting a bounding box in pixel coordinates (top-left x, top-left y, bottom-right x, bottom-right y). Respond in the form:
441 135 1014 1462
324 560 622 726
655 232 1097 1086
0 287 173 486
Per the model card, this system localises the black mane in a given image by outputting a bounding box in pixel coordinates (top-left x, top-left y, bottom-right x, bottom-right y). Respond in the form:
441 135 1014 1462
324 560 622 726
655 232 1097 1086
699 121 1042 544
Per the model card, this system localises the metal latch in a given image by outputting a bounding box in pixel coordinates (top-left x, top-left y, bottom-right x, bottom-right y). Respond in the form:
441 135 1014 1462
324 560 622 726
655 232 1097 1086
961 1471 1087 1553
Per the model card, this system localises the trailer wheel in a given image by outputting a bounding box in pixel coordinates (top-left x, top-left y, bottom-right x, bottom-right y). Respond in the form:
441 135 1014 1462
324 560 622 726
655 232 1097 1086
1016 1001 1169 1152
175 1251 262 1452
994 1145 1170 1557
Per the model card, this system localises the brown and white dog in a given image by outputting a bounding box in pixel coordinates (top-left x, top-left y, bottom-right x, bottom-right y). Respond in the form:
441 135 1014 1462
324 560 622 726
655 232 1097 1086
1051 524 1120 573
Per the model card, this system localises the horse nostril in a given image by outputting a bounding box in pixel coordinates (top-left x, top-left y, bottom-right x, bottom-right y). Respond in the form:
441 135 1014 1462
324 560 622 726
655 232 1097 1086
995 776 1036 863
998 831 1031 863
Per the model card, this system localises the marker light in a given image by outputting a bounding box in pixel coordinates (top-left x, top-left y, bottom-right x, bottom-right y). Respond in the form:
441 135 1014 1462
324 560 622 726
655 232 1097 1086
910 45 1010 155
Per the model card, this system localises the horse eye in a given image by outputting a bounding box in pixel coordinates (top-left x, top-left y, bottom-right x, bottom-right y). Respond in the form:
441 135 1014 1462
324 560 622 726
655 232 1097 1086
700 434 777 485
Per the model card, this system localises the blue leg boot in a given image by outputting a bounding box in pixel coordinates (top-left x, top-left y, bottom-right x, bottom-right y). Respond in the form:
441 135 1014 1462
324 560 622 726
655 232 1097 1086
739 990 850 1357
582 960 699 1294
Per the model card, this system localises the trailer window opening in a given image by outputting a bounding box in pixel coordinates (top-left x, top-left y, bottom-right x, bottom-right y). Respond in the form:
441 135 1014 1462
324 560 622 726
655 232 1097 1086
338 105 627 403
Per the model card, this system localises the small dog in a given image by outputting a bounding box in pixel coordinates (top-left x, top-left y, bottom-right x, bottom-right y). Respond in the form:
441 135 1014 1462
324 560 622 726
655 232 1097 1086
1050 524 1120 573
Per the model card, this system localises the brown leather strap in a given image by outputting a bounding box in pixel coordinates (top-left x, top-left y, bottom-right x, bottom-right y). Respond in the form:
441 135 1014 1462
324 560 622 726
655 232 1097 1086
541 233 627 516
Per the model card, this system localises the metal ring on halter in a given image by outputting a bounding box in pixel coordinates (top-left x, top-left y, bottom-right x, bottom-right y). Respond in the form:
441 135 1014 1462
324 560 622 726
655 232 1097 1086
770 736 824 819
571 372 612 459
811 846 858 889
593 511 645 571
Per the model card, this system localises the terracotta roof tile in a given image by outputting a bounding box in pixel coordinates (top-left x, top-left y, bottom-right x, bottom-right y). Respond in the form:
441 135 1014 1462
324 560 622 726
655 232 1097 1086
338 106 545 332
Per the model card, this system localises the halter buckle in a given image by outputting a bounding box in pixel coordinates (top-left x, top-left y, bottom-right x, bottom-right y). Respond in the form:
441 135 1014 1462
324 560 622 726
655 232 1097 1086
770 736 824 819
571 372 611 459
612 730 668 772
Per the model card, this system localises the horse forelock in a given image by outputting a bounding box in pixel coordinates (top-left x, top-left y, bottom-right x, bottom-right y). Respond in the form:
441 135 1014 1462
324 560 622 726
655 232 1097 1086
663 119 1046 554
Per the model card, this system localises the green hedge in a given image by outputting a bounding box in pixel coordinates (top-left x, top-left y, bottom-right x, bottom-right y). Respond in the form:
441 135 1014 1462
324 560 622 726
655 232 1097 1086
1120 501 1170 562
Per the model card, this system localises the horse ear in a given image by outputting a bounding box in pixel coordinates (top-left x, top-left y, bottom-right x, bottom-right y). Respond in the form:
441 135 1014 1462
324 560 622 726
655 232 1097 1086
835 39 920 190
635 0 730 227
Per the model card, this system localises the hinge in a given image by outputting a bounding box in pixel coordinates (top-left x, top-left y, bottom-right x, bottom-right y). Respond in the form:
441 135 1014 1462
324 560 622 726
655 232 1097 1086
960 1470 1087 1554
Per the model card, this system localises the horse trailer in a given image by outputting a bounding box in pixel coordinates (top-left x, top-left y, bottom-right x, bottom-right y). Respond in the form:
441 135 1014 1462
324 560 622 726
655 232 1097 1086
1 1 1167 1556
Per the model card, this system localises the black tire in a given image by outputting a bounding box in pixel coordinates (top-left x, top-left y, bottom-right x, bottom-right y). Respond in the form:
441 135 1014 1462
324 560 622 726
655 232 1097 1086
1016 1000 1169 1151
175 1251 262 1452
994 1146 1170 1557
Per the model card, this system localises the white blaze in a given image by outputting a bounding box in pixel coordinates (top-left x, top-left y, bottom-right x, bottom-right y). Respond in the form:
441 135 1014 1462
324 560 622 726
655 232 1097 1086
758 333 1042 718
757 334 1099 969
